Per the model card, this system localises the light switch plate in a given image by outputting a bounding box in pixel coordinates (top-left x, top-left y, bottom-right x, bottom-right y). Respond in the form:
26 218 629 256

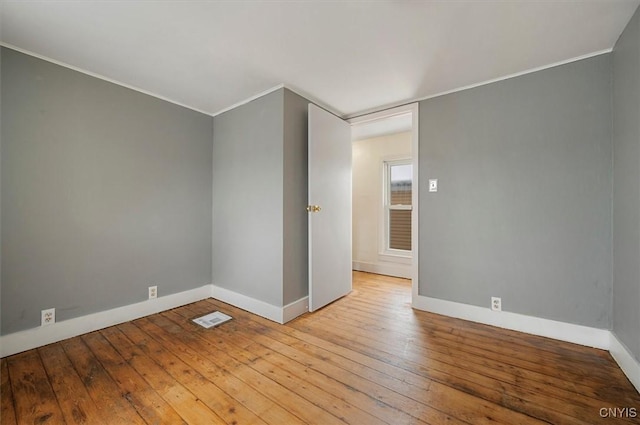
428 179 438 192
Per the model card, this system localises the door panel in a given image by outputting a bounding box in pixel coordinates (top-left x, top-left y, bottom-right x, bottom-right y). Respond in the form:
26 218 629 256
308 104 352 312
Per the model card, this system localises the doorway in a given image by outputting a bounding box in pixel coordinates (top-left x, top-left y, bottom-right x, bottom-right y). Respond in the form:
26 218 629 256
349 104 419 300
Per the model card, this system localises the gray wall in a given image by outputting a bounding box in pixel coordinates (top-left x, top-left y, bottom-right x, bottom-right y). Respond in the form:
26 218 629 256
613 6 640 361
283 89 309 305
212 89 285 307
1 47 213 335
212 88 311 309
419 54 613 329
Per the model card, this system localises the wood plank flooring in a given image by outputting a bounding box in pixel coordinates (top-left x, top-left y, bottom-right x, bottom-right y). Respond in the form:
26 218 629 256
2 271 639 424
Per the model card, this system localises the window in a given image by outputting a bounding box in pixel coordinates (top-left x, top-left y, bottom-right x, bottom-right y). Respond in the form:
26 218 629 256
384 159 412 253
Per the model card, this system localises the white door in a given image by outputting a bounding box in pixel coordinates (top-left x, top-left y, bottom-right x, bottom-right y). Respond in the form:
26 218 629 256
308 104 352 312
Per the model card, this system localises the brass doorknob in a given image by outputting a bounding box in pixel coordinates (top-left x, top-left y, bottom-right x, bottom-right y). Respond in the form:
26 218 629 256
306 205 321 213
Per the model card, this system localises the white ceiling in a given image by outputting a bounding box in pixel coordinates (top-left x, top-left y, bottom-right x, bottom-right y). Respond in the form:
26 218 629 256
1 1 639 118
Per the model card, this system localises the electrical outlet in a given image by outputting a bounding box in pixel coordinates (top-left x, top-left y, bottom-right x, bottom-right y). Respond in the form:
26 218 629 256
148 285 158 300
41 308 55 326
491 297 502 312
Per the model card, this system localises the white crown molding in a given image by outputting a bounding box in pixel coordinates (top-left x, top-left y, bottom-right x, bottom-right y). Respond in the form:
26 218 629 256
0 44 326 120
282 84 344 119
417 49 613 102
610 332 640 393
412 294 611 350
345 49 613 120
0 42 214 117
0 284 213 357
0 43 290 119
210 84 284 117
2 43 612 123
212 84 344 119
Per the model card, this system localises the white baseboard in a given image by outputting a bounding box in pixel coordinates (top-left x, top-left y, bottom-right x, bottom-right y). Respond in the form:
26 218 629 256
283 297 309 323
210 284 307 324
0 283 309 357
610 332 640 393
4 281 635 394
353 260 412 279
210 285 282 323
412 294 610 349
0 284 213 358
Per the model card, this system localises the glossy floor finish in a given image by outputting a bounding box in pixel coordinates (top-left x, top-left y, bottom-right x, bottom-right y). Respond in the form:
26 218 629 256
2 271 639 424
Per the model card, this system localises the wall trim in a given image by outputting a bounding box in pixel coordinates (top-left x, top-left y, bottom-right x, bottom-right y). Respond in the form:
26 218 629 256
610 332 640 393
0 44 287 120
211 285 283 323
0 283 308 357
283 297 309 323
283 84 344 119
412 294 610 349
353 261 412 279
345 49 612 120
1 280 637 393
210 285 308 324
4 43 610 124
0 284 213 358
0 43 214 117
211 84 284 117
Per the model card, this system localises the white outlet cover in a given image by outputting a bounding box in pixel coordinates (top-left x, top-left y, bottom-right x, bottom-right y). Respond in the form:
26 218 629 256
149 286 158 299
428 179 438 192
41 308 55 326
491 297 502 312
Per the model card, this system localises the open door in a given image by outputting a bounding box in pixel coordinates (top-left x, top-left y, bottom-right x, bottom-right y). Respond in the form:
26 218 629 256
308 104 352 312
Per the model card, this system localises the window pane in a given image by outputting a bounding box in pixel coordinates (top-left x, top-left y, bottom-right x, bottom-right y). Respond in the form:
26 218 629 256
390 164 412 206
389 209 411 250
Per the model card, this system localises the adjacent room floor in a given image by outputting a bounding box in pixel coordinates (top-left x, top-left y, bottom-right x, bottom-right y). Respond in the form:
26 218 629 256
2 271 639 424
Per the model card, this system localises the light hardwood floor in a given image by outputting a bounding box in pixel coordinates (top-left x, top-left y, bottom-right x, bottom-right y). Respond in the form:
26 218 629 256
2 271 639 424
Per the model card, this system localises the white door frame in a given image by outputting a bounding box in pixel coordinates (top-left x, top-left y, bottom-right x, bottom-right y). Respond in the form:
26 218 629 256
349 103 419 302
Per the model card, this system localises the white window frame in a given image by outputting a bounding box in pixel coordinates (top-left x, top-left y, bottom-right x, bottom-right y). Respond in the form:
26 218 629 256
380 157 413 261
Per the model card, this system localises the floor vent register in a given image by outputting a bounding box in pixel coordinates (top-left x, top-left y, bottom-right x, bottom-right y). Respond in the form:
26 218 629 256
192 311 232 328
